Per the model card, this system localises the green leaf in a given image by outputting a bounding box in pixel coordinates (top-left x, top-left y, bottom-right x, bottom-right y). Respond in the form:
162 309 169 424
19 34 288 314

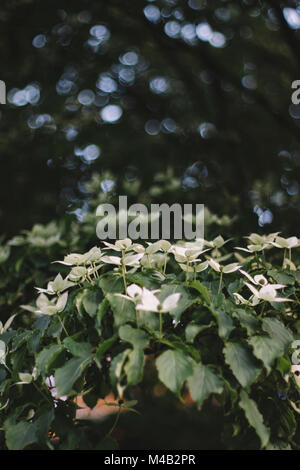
82 289 102 317
156 349 194 395
18 372 32 384
267 269 295 286
293 270 300 284
223 342 261 388
99 272 123 295
122 400 138 408
55 356 91 396
36 344 64 376
96 298 109 327
232 309 259 336
119 324 149 350
33 315 51 334
248 335 282 373
266 440 291 450
109 349 130 391
63 337 93 359
158 335 200 362
106 293 136 327
5 421 37 450
138 311 160 331
185 321 214 342
276 356 291 376
187 363 224 409
158 284 197 322
127 270 162 290
95 335 118 365
35 409 55 444
0 340 6 365
262 317 293 352
190 280 211 305
239 390 270 448
211 308 234 340
124 348 144 385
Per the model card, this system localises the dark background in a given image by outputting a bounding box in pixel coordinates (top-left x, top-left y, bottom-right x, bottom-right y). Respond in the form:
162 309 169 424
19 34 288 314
1 0 300 238
1 0 300 450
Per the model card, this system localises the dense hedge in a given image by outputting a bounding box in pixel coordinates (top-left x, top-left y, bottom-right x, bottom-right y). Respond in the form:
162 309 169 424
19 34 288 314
1 232 300 449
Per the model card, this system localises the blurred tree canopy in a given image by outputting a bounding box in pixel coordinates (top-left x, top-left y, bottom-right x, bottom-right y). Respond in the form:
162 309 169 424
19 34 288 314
1 0 300 237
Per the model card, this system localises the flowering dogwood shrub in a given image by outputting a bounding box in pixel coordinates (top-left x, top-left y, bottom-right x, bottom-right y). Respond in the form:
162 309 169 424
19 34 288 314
1 233 300 449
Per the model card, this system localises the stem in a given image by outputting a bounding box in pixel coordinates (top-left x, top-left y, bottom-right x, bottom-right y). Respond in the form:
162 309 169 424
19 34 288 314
289 248 292 263
218 271 223 294
283 249 286 268
4 364 12 374
163 254 167 275
57 314 69 337
136 309 140 328
185 261 190 286
108 406 121 436
121 250 127 293
159 312 163 338
93 263 100 278
262 249 266 265
33 382 52 406
255 252 259 269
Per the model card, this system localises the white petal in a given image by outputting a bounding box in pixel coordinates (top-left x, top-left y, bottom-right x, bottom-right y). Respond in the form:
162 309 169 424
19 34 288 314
124 253 144 266
162 293 181 312
56 292 68 312
245 282 259 297
222 263 241 273
101 255 121 265
240 269 256 284
208 259 220 272
127 284 143 298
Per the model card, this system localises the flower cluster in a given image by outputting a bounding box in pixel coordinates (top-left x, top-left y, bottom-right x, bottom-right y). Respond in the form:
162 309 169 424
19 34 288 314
21 233 299 324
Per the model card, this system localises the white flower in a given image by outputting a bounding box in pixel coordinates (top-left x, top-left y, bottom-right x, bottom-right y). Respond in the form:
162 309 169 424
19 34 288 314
102 253 143 267
235 243 269 253
103 238 132 252
205 235 232 249
271 236 300 249
171 245 210 263
208 259 241 273
35 274 74 295
0 314 17 334
179 261 209 273
83 246 102 264
21 291 69 316
246 232 280 244
233 292 260 306
244 283 293 303
136 288 181 313
235 232 280 254
239 270 268 286
127 284 143 298
115 283 145 302
68 266 88 282
141 253 165 269
54 253 85 266
158 240 172 252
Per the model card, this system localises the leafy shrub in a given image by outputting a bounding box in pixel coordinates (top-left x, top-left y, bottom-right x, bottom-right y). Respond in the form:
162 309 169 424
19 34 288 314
1 233 300 449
